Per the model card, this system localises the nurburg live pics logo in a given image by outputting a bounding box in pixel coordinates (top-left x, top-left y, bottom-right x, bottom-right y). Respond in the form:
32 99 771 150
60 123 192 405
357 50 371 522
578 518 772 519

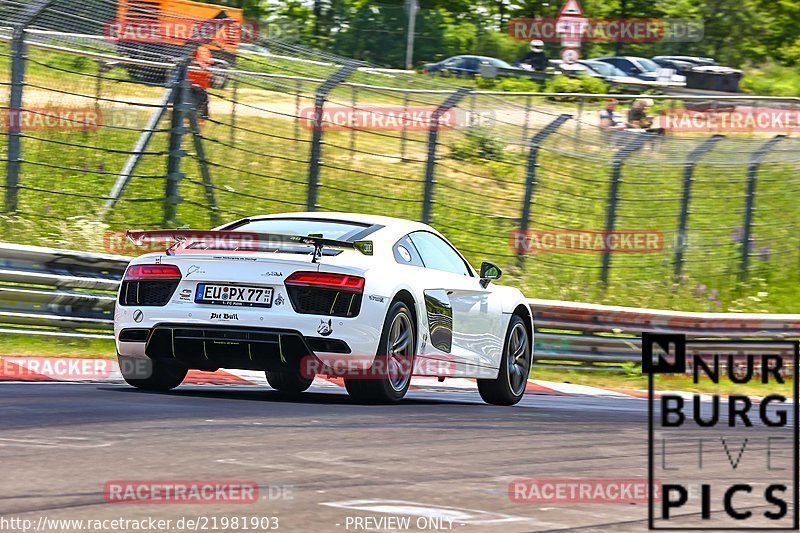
644 333 799 530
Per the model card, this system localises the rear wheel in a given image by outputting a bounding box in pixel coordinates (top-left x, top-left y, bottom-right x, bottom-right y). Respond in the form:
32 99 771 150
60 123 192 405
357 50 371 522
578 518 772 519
118 355 187 391
265 370 313 394
478 315 531 406
345 300 415 404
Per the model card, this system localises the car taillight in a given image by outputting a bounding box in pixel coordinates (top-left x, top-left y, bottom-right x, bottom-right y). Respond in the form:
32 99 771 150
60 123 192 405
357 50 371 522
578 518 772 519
285 272 364 294
284 272 365 318
124 264 182 281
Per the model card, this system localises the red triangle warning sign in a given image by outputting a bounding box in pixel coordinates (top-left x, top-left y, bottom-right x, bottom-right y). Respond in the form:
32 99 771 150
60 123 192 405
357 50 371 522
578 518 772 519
559 0 584 16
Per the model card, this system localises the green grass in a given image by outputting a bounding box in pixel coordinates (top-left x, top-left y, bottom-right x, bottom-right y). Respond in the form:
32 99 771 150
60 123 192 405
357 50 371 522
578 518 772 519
530 365 794 397
0 333 114 358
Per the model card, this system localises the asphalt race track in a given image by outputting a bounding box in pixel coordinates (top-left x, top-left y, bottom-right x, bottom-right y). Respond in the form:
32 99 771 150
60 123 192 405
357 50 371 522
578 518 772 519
0 383 794 532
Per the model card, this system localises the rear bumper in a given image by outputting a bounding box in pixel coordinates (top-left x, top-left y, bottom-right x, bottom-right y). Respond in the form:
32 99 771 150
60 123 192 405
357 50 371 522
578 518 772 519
118 324 352 372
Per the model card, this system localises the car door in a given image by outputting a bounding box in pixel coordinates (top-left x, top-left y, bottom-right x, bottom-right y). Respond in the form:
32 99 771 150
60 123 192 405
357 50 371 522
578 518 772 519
607 57 633 76
407 231 504 369
461 57 480 76
442 57 465 76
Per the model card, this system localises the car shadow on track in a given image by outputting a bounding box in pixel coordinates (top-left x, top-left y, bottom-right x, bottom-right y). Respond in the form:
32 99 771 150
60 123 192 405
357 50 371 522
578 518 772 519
101 386 486 407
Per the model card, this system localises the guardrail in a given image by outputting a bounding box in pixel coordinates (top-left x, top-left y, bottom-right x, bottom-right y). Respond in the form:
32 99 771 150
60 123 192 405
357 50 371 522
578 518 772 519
0 243 125 340
1 242 798 367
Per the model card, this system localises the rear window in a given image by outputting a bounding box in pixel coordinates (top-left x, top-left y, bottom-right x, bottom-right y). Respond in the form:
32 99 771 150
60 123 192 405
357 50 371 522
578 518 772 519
226 218 373 241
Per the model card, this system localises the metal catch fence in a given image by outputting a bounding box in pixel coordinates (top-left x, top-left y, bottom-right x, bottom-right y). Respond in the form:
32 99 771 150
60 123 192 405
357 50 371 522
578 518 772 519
1 0 799 313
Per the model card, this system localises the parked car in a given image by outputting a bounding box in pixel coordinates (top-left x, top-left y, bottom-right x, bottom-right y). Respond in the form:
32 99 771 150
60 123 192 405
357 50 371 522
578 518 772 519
423 55 517 77
549 59 587 76
594 56 687 85
579 60 650 84
651 57 697 76
652 55 718 67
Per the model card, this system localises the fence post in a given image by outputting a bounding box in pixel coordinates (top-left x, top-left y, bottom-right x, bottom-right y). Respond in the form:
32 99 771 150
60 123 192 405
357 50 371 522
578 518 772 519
102 67 177 216
186 97 221 227
229 77 238 148
673 135 725 281
163 61 190 226
521 94 532 144
575 96 584 139
5 28 26 214
421 87 471 225
400 92 410 161
294 78 302 146
349 84 358 160
306 62 360 211
5 0 56 213
517 114 571 265
600 133 649 285
740 134 787 279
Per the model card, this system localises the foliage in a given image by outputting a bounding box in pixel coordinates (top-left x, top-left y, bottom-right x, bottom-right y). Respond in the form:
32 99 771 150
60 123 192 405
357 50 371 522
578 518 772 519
740 62 800 97
449 128 506 162
576 75 609 94
475 75 542 92
204 0 800 71
544 75 585 95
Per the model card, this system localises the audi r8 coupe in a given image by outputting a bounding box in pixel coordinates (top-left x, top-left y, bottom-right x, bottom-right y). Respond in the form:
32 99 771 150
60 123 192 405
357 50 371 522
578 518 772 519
114 213 533 405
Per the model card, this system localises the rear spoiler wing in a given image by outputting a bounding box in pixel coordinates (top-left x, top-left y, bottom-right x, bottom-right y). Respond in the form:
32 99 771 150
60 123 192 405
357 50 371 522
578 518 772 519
126 230 374 262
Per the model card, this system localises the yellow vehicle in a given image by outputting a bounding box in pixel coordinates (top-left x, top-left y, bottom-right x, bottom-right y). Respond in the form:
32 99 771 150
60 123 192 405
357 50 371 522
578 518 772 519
114 0 246 84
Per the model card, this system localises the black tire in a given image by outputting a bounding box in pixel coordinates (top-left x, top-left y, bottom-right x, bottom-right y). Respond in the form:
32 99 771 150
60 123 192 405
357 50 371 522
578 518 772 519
478 315 532 406
265 370 313 394
118 354 187 391
344 300 415 404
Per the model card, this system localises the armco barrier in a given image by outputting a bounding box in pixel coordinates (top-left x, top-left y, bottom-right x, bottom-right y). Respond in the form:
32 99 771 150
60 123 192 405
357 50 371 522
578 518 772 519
1 242 798 367
0 242 125 340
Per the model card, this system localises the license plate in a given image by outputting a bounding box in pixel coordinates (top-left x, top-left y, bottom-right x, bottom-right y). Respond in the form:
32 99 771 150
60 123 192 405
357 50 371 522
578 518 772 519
195 284 273 308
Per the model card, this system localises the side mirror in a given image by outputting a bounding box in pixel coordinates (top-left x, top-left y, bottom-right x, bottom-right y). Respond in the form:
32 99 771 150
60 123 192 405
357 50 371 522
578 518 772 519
479 262 502 288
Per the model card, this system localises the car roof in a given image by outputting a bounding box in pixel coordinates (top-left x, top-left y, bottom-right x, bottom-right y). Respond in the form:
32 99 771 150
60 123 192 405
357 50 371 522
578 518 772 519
444 55 501 62
595 56 644 61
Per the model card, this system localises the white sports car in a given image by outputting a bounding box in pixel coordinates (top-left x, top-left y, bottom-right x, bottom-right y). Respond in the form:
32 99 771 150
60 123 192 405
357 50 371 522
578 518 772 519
114 213 533 405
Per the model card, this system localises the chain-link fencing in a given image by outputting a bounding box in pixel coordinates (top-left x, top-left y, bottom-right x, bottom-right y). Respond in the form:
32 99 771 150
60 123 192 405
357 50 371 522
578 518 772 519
1 0 799 310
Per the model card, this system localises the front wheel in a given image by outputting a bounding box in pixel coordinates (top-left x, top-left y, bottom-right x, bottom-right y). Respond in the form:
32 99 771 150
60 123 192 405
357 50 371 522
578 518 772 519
118 355 187 391
344 300 415 404
478 315 532 406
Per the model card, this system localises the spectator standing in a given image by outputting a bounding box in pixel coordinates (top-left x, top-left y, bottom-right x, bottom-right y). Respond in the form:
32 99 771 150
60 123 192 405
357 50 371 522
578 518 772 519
188 45 213 119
